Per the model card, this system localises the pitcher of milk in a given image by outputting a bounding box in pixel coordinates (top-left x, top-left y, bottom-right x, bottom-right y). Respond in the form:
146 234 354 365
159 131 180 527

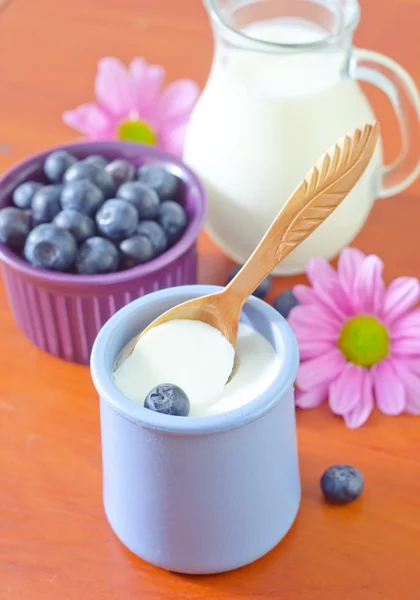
183 0 420 274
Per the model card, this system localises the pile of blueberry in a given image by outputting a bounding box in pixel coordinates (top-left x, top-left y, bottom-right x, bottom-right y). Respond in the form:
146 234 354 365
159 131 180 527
0 150 188 274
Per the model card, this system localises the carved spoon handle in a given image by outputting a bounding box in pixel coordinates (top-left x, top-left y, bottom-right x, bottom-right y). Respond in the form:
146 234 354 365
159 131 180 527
225 121 380 303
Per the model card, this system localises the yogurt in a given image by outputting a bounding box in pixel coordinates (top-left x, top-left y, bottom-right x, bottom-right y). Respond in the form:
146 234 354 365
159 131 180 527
113 319 279 417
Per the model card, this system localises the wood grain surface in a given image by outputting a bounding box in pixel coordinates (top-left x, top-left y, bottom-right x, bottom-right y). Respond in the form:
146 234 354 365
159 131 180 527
1 1 420 599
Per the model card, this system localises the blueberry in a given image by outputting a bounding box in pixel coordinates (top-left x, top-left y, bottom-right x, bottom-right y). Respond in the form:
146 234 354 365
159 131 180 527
44 150 77 183
83 154 108 169
32 185 62 224
0 207 30 250
158 201 187 245
63 161 115 198
60 180 104 216
24 223 77 271
137 164 179 201
13 181 44 209
320 465 364 505
119 235 155 269
144 384 190 416
227 266 271 299
116 181 160 220
273 289 299 318
105 159 135 187
95 199 138 241
53 210 95 244
136 220 168 256
76 236 119 274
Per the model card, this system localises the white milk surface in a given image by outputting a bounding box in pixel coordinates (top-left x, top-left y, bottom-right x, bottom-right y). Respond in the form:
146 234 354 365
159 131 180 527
113 320 279 417
184 18 379 273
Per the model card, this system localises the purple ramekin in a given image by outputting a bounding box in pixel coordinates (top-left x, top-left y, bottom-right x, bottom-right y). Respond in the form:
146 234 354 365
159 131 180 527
0 141 206 364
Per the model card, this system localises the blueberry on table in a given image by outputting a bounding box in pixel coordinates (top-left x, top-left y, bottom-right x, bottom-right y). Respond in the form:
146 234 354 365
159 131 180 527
76 236 119 275
320 464 364 505
83 154 108 169
105 159 135 187
24 223 77 271
63 161 115 198
158 201 187 245
119 235 155 268
137 164 179 201
136 220 168 256
60 180 104 216
53 210 95 244
0 207 30 250
227 266 271 299
44 150 77 183
32 185 62 224
144 384 190 416
116 181 160 220
13 181 44 209
273 289 299 318
95 199 138 242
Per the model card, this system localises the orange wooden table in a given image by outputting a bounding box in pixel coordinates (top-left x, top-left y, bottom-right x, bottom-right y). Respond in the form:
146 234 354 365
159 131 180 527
1 1 420 598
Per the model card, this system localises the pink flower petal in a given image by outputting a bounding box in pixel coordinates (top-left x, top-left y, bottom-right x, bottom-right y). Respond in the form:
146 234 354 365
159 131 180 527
402 357 420 377
296 348 346 391
343 369 374 428
391 337 420 357
389 307 420 339
151 80 199 127
353 255 385 314
329 363 365 415
390 359 420 415
293 284 317 305
312 279 352 320
306 257 337 287
381 277 420 324
158 121 188 158
338 247 366 291
95 57 132 117
296 382 329 408
62 103 114 139
297 339 335 360
371 359 405 415
129 58 165 117
287 304 342 332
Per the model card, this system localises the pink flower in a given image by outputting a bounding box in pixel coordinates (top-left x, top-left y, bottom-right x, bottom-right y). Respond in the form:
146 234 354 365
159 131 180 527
63 57 199 157
288 247 420 428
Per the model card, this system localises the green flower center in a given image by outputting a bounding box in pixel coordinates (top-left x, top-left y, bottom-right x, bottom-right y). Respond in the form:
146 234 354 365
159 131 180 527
117 119 157 145
338 316 389 367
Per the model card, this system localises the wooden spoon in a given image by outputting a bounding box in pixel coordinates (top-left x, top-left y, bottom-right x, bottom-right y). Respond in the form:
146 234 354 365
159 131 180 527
132 121 380 352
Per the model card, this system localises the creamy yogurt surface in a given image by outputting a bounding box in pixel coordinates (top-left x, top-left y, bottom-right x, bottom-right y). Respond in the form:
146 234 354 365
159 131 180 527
113 319 279 417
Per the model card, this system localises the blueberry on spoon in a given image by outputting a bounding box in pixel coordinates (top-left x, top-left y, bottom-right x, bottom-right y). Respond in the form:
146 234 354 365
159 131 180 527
144 384 190 416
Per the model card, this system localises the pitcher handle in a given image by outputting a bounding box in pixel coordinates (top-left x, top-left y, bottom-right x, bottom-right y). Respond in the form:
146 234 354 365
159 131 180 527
351 49 420 198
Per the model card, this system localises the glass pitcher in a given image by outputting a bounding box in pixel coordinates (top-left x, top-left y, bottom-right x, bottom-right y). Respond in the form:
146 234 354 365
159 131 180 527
183 0 420 275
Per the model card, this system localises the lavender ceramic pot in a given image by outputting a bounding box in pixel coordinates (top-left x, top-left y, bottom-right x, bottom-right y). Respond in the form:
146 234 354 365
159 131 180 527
90 285 301 574
0 141 206 364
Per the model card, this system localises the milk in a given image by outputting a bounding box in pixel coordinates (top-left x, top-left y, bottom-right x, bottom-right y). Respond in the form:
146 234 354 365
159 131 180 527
184 19 381 274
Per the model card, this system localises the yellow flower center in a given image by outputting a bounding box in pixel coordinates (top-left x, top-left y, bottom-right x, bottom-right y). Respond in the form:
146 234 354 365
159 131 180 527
117 119 157 145
338 316 389 367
